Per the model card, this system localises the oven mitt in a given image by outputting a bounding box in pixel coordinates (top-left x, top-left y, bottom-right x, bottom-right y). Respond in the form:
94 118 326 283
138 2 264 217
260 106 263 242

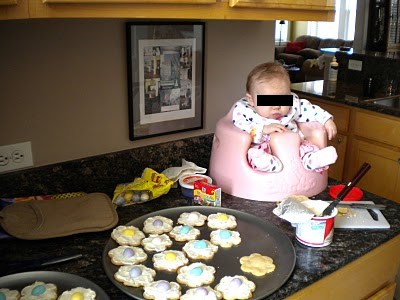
0 193 118 240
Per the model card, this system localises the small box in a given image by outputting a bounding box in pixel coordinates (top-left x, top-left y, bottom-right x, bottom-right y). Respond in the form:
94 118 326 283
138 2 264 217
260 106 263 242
193 181 221 206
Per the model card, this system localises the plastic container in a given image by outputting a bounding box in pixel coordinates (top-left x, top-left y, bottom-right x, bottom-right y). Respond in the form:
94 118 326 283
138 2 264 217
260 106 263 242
179 174 212 198
328 56 338 81
294 200 338 247
329 184 363 201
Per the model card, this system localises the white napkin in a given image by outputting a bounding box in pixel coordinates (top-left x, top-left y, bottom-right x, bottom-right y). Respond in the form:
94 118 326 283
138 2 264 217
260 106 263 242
162 159 207 183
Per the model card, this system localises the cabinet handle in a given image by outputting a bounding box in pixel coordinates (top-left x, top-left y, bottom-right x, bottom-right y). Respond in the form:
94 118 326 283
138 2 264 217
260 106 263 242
398 158 400 164
336 137 342 144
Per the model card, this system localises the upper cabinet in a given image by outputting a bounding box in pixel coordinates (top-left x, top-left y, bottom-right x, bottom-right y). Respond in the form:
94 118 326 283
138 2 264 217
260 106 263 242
1 0 335 20
0 0 29 19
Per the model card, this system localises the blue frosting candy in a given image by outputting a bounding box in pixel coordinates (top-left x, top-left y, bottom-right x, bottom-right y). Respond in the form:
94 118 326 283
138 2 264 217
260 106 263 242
180 225 190 234
189 267 203 276
32 285 46 296
0 292 6 300
153 219 163 226
229 278 243 288
219 230 232 239
156 281 171 291
123 248 135 258
195 287 208 296
194 240 207 249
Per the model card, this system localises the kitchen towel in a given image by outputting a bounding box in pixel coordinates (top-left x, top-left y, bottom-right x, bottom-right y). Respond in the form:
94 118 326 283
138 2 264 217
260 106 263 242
0 193 118 240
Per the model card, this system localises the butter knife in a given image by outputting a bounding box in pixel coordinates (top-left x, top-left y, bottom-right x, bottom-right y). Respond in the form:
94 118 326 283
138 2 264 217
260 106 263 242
337 203 386 210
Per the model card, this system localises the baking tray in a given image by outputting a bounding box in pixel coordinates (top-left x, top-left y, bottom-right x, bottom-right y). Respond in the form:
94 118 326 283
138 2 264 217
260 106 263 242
0 271 110 300
102 206 296 300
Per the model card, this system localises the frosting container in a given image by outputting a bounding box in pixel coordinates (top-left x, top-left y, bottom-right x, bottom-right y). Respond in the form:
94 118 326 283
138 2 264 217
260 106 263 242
179 174 212 198
294 200 338 247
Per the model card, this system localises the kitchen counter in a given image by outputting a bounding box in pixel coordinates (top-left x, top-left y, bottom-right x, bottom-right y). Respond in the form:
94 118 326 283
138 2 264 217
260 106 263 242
291 80 400 118
1 184 400 299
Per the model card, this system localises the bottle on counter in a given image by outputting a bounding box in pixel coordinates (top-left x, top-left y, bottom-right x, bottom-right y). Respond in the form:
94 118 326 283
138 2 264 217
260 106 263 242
328 56 339 81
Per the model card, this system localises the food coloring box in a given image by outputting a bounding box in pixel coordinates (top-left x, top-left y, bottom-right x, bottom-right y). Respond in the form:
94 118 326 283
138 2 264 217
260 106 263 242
193 181 221 206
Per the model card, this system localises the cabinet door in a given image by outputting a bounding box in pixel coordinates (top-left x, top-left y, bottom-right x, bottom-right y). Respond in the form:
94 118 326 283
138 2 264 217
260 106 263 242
327 133 347 181
348 138 400 203
229 0 334 10
0 0 29 19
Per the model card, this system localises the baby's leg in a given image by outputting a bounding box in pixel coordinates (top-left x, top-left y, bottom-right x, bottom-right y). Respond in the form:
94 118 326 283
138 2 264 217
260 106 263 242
248 142 283 172
300 141 337 171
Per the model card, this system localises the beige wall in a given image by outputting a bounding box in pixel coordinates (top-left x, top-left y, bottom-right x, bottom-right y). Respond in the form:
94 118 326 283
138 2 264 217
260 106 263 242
0 19 275 168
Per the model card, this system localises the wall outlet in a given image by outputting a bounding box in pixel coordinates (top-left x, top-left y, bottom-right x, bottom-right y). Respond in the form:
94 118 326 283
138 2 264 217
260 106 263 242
0 141 34 173
348 59 363 71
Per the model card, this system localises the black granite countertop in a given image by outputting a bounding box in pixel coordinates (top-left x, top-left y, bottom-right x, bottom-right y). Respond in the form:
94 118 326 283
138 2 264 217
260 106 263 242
1 184 399 300
291 80 400 118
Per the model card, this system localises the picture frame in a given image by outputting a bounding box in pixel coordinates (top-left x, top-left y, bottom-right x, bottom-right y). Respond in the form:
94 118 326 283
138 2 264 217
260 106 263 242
126 21 205 140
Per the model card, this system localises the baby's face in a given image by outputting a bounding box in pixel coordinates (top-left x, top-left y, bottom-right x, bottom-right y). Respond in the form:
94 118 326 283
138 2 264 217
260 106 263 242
247 78 291 120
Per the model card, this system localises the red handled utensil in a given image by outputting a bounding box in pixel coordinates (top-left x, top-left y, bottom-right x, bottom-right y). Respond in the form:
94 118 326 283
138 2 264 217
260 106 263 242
321 162 371 217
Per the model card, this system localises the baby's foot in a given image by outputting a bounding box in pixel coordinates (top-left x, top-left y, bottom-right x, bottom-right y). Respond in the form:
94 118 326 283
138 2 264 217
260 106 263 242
302 146 338 171
248 148 283 172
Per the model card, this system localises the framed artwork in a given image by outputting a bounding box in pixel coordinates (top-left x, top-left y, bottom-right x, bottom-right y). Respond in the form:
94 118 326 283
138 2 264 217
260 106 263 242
126 21 205 140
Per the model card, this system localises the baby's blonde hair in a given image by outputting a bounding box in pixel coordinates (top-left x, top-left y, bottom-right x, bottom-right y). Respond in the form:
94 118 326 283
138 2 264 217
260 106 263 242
246 62 290 94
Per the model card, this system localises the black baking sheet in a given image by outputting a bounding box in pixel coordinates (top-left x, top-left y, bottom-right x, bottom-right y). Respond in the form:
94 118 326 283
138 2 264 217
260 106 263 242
0 271 110 300
102 206 296 300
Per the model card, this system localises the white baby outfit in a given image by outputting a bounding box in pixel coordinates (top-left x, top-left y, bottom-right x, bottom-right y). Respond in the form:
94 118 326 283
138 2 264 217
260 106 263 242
232 93 336 172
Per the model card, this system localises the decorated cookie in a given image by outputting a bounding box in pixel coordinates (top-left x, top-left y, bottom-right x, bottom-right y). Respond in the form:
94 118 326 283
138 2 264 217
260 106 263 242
214 275 256 300
176 262 216 288
114 265 156 287
143 216 174 235
239 253 276 276
58 287 96 300
141 234 173 252
182 239 218 260
152 250 189 272
180 286 222 300
0 288 20 300
207 213 237 230
169 225 201 242
21 281 57 300
143 280 181 300
177 212 207 227
210 229 241 248
108 245 148 265
111 225 145 246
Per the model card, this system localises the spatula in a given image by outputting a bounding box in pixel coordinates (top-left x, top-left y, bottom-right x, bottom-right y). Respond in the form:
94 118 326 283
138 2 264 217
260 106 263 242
321 162 371 217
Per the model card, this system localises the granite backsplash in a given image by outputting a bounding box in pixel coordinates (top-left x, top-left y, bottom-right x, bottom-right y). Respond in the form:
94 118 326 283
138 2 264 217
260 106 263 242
0 134 214 198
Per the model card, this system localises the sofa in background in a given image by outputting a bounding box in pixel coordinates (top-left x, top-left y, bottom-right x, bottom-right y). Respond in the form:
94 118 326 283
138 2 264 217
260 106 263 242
275 35 353 81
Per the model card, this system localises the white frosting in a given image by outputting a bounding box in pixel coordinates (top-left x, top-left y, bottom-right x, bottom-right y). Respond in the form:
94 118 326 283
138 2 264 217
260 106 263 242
108 245 148 265
143 280 181 300
169 225 200 242
152 250 188 272
210 229 241 248
207 213 237 230
141 234 173 252
114 265 156 287
177 212 207 227
0 288 20 299
215 275 256 300
58 287 96 300
182 240 218 260
111 225 145 246
143 216 174 234
176 262 216 287
20 281 57 300
180 286 222 300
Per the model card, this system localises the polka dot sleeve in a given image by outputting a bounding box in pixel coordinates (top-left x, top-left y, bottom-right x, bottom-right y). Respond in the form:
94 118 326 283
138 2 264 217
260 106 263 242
294 96 333 124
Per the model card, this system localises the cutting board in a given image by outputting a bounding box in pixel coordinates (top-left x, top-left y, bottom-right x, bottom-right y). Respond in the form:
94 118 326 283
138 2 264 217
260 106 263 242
334 201 390 229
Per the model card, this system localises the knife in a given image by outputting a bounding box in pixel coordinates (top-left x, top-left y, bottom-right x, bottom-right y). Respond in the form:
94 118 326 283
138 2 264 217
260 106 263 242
337 203 386 210
0 254 83 276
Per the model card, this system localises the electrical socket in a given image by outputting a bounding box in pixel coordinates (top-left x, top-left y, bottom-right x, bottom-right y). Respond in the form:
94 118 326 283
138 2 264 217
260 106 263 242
0 141 34 173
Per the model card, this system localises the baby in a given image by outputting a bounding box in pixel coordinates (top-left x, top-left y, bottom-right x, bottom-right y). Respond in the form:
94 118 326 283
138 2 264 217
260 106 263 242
232 62 338 172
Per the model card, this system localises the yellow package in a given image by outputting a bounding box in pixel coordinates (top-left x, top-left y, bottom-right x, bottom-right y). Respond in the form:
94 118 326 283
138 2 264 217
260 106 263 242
112 168 173 207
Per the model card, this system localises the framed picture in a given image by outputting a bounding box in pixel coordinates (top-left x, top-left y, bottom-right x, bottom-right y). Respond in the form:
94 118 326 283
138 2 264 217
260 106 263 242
126 21 205 140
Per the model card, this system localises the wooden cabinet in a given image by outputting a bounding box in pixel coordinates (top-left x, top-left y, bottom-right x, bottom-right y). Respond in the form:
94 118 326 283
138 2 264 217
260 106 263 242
347 109 400 203
0 0 29 19
307 97 351 181
2 0 335 20
287 236 400 300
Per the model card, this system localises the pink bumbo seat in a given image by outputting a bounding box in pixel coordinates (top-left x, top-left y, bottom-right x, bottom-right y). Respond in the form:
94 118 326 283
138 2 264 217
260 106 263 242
209 105 328 201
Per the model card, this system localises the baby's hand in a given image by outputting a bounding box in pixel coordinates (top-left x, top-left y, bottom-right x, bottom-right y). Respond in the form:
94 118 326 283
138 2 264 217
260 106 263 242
263 123 288 135
324 119 337 140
